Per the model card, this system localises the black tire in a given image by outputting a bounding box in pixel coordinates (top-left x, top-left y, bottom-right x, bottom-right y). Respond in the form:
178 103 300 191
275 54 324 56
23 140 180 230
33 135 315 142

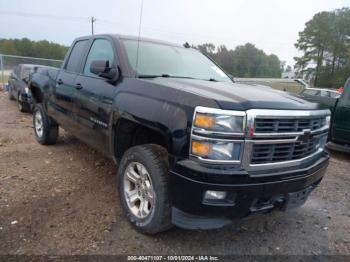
17 92 27 112
117 144 173 234
33 104 59 145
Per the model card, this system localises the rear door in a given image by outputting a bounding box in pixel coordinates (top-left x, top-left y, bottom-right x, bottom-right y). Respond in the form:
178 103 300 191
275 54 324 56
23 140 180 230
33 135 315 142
332 78 350 143
51 39 89 131
74 37 118 154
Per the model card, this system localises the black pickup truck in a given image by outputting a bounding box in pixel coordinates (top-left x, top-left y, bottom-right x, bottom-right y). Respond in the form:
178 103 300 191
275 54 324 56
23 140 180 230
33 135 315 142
29 34 330 234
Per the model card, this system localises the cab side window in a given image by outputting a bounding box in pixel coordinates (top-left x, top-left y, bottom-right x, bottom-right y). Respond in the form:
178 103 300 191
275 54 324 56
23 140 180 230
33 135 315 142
65 40 88 73
83 39 115 77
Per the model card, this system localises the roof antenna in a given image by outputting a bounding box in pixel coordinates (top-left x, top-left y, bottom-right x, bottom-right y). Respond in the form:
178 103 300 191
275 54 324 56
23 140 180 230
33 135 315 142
135 0 144 76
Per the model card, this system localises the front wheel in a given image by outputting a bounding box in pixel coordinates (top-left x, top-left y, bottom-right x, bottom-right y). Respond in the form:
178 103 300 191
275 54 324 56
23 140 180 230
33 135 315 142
33 104 59 145
117 145 173 234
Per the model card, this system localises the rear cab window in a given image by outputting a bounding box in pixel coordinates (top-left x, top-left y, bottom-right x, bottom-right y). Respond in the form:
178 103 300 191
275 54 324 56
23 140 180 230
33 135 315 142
65 40 89 73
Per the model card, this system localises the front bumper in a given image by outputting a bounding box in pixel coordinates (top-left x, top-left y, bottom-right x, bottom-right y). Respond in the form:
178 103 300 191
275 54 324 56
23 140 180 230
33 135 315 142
170 152 329 229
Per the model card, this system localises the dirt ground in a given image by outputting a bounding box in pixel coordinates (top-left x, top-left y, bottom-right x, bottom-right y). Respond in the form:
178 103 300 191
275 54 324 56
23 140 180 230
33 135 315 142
0 91 350 256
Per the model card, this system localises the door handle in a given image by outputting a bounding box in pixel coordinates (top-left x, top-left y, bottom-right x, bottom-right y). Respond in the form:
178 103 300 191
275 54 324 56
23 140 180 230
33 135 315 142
75 83 83 90
57 79 63 85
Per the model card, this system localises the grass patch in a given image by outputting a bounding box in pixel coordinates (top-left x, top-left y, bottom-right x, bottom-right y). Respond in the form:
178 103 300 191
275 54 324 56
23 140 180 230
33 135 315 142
0 74 9 84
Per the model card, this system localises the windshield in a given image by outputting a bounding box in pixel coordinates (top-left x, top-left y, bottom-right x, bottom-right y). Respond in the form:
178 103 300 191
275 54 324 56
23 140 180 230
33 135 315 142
122 39 232 82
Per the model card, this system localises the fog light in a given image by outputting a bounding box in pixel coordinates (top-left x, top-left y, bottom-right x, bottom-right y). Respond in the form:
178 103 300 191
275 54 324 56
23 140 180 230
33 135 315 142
204 190 227 200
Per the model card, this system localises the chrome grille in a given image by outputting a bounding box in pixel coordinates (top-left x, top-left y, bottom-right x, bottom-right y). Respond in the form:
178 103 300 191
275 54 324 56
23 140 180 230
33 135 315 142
251 135 324 164
254 117 326 133
244 109 330 170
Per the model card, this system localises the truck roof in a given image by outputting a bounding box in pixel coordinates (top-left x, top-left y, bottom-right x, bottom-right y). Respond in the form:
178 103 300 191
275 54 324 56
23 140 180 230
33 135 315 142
74 34 185 48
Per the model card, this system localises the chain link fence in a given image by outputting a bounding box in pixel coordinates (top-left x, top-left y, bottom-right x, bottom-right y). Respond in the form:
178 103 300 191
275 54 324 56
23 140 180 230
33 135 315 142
0 54 63 89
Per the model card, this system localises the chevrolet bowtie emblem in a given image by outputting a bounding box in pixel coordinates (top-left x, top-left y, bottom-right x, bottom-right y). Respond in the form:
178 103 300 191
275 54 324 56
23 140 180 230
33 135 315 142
297 129 312 144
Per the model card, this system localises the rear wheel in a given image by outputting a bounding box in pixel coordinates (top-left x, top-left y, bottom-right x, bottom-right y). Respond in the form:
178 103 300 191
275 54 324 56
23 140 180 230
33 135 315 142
118 145 172 234
33 104 58 145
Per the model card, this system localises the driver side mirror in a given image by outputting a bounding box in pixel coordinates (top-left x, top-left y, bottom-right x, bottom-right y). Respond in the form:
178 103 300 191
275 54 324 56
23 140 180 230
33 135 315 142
90 60 119 80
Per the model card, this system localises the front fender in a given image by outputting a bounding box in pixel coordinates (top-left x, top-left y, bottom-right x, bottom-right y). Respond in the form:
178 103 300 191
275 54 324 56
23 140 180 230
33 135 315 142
110 90 190 157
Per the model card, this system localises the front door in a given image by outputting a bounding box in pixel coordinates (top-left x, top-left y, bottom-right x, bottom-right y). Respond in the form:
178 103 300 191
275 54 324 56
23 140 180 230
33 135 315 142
74 38 117 154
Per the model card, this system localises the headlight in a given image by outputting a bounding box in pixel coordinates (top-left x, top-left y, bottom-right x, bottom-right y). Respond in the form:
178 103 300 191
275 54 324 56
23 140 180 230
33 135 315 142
191 138 242 162
24 87 29 93
193 107 246 135
190 107 246 163
325 115 331 128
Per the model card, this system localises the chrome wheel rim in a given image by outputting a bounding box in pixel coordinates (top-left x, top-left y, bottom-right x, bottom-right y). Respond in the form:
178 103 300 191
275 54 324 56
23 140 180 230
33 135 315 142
123 162 154 219
34 111 43 137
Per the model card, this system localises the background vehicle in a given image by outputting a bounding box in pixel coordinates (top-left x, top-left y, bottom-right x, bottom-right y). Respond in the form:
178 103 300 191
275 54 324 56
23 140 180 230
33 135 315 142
28 34 330 234
8 64 44 112
298 87 341 110
327 77 350 153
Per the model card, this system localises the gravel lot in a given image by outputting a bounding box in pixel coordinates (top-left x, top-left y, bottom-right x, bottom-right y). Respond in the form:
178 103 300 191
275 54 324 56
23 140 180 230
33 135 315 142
0 91 350 256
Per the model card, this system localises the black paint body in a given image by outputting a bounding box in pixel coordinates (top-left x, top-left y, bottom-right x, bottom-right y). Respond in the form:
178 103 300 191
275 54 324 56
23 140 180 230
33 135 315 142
29 34 329 228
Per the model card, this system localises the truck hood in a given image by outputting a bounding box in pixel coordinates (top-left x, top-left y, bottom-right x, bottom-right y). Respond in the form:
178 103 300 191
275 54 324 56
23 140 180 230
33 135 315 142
141 77 323 111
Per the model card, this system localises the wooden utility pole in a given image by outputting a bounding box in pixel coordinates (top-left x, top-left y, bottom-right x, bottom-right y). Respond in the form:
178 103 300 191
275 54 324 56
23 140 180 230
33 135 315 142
91 16 96 35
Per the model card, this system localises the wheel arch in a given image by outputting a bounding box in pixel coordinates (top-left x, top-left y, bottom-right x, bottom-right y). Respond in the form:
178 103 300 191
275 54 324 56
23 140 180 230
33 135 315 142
28 82 44 104
111 116 172 161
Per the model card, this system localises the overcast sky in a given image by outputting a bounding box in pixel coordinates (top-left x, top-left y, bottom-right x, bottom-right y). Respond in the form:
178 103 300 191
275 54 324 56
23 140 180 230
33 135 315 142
0 0 349 66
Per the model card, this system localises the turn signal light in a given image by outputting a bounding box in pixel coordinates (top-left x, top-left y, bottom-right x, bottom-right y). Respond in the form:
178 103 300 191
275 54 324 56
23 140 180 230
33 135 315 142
191 140 211 157
194 113 215 129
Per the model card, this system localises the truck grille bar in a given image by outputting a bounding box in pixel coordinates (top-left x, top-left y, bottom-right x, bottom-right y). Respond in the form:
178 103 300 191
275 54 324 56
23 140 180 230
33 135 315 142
251 135 323 164
255 117 326 133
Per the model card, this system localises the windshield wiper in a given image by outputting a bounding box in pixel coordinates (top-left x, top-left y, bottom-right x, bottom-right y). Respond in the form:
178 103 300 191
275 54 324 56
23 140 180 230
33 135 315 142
138 74 170 78
138 74 196 79
138 74 220 82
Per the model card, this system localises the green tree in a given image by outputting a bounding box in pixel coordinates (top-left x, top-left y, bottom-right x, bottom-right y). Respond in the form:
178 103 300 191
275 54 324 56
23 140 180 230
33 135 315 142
231 43 282 77
196 43 216 58
0 38 69 60
295 8 350 87
194 42 282 78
